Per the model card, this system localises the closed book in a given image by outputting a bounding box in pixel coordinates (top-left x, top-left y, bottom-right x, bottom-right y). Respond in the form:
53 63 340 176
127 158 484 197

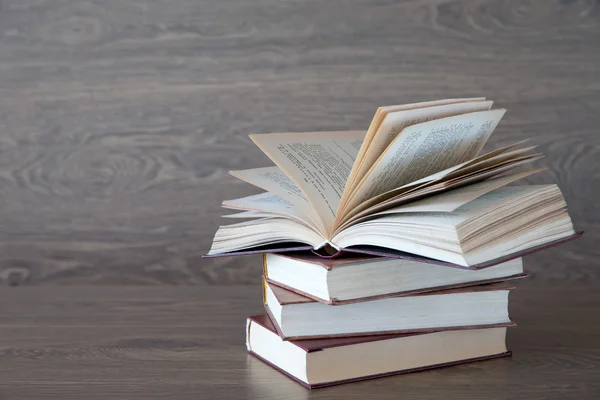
263 252 527 304
263 280 515 340
246 314 512 389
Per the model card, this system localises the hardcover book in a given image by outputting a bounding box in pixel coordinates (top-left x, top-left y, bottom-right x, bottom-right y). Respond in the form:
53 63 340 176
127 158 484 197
246 314 512 389
263 252 527 304
263 280 516 340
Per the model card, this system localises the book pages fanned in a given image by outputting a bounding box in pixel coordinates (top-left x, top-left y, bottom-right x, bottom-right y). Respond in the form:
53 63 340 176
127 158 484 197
250 131 365 233
340 99 493 213
206 98 580 268
229 166 324 232
346 109 506 212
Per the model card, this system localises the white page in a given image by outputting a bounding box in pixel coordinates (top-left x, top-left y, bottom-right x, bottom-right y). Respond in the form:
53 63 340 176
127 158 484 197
229 166 323 231
222 210 272 218
208 218 326 254
346 109 506 212
250 131 365 234
338 141 533 224
403 140 532 188
373 169 542 214
222 192 318 229
345 98 486 199
346 100 493 201
337 155 544 233
368 185 555 227
347 147 541 221
230 166 307 202
446 147 538 181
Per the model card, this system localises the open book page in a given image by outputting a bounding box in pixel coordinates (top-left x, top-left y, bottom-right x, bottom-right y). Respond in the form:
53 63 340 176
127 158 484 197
340 142 538 223
372 169 544 214
462 206 569 252
222 210 267 218
372 186 559 227
343 98 486 211
339 100 493 214
222 192 322 233
222 210 317 220
402 140 531 188
334 167 545 234
439 154 544 187
340 155 544 231
331 185 561 254
342 109 507 216
250 131 365 234
230 166 307 203
446 147 538 180
229 166 323 231
208 218 326 254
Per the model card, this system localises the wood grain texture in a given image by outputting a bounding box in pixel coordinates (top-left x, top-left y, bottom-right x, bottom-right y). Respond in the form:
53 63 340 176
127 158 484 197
0 282 599 399
0 0 598 286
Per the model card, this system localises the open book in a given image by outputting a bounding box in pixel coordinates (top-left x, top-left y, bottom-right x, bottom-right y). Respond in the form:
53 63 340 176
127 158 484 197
206 98 579 267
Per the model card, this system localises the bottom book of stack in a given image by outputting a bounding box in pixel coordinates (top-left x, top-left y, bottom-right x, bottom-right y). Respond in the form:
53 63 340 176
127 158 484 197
246 314 512 389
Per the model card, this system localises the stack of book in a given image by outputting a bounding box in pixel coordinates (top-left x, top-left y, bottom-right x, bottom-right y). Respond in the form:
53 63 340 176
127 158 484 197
206 97 580 389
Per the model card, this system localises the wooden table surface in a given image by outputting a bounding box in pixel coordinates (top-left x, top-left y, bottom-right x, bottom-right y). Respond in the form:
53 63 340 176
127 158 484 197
1 282 599 399
0 0 599 398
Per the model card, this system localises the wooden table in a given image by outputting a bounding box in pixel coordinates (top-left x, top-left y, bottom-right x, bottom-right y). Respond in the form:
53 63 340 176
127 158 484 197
1 281 599 399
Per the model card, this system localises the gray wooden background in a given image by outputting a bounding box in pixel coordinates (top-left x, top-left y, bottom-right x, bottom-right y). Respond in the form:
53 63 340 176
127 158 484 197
0 0 598 286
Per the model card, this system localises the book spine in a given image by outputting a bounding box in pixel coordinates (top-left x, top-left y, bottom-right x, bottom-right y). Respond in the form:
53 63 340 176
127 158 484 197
262 274 268 307
262 253 269 280
315 240 341 251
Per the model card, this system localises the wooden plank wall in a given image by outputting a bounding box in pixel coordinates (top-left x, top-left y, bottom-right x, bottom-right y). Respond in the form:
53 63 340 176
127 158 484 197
0 0 597 286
